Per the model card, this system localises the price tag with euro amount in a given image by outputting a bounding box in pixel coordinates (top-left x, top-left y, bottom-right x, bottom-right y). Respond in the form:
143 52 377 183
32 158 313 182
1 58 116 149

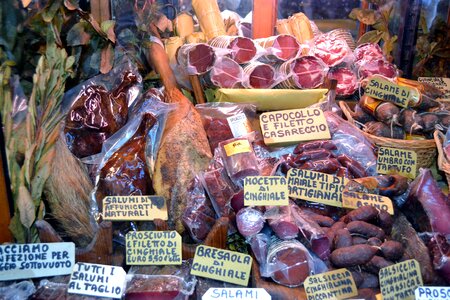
259 108 331 146
102 195 167 221
418 77 450 101
304 268 357 300
126 231 181 265
287 169 348 208
191 245 252 286
244 176 288 206
377 147 417 179
365 76 420 108
379 259 423 300
342 190 394 215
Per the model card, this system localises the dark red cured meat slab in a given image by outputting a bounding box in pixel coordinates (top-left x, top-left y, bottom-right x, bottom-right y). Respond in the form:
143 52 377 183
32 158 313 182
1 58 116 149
354 43 385 62
328 67 358 96
357 59 398 80
291 56 327 89
177 43 215 75
313 34 350 67
244 63 275 89
257 35 300 61
210 57 244 88
229 37 257 64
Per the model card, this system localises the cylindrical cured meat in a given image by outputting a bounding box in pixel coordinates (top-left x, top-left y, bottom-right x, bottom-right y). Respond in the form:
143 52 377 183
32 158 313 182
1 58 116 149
243 62 276 89
236 207 265 238
176 43 216 75
255 34 300 61
206 56 244 88
277 56 327 89
209 36 257 64
313 34 351 67
328 67 358 96
354 43 385 63
357 59 398 80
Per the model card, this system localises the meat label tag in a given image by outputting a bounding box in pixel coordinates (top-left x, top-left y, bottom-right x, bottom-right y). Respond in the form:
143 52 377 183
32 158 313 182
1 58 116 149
365 76 420 108
418 77 450 101
260 108 331 146
287 169 348 208
342 190 394 215
223 139 251 156
102 195 168 221
68 263 126 299
227 113 252 138
376 146 417 179
202 288 271 300
244 176 288 206
125 231 182 265
304 268 358 300
191 245 252 286
0 242 75 281
415 286 450 300
379 259 423 300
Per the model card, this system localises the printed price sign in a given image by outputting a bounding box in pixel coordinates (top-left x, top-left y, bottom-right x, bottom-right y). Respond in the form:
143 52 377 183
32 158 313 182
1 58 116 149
191 245 252 286
418 77 450 101
304 268 357 300
377 147 417 179
379 259 423 300
342 190 394 215
223 139 251 156
365 76 420 108
202 288 271 300
287 169 348 208
68 263 126 299
415 286 450 300
0 242 75 281
244 176 288 206
103 196 167 221
260 108 331 146
126 231 182 265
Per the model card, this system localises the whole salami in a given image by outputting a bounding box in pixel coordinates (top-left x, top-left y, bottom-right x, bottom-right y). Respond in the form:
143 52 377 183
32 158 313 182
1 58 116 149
313 34 352 67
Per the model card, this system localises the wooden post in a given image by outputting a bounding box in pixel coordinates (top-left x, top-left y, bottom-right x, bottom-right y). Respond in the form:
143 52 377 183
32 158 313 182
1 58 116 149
90 0 111 23
358 0 369 40
0 149 13 243
252 0 278 39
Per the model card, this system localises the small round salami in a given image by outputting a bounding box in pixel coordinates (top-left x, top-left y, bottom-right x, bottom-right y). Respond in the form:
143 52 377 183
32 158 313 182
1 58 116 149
313 34 351 67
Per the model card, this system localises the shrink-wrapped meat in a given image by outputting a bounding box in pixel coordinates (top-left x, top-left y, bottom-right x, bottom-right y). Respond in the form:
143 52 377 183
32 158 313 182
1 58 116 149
313 34 352 67
328 67 358 97
236 207 265 238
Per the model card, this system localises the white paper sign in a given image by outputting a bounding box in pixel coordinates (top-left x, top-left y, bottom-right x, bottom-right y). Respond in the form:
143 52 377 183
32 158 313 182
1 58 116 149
68 263 126 299
0 242 75 281
415 286 450 300
202 288 271 300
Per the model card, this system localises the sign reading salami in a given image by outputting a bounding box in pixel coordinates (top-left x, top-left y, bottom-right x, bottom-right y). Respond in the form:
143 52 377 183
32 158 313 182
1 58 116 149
202 288 271 300
244 176 288 206
68 263 126 299
379 259 423 300
0 242 75 281
260 108 331 146
287 169 348 208
102 195 167 221
377 147 417 179
125 231 182 265
365 76 420 108
418 77 450 101
304 268 357 300
342 191 394 215
415 286 450 300
191 245 252 286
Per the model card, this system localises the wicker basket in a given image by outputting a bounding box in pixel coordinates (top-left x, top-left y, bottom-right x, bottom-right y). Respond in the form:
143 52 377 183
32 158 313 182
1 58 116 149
339 101 437 171
434 130 450 185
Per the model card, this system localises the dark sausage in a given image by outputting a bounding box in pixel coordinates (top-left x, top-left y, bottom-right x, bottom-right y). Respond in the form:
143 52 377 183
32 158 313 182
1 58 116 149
294 149 333 164
299 158 339 174
293 140 337 154
380 240 404 261
346 206 379 223
334 228 353 249
330 244 378 267
347 221 385 240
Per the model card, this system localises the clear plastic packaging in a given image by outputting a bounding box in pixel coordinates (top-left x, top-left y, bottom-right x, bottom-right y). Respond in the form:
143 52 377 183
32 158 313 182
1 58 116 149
276 56 328 89
209 36 257 64
328 67 358 97
236 207 265 238
0 281 35 300
176 43 216 75
31 280 111 300
255 34 300 62
312 33 354 67
203 56 245 89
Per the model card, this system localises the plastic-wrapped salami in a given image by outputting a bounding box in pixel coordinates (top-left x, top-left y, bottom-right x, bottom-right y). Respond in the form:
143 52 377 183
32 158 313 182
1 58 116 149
255 34 300 62
328 67 358 97
277 56 328 89
209 36 257 64
204 56 245 89
357 59 398 80
243 62 276 89
236 207 265 238
218 135 261 187
354 43 385 63
312 34 353 67
176 43 216 75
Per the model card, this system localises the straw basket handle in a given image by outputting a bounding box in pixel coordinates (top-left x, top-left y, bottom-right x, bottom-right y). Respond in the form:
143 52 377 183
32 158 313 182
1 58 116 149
338 101 357 124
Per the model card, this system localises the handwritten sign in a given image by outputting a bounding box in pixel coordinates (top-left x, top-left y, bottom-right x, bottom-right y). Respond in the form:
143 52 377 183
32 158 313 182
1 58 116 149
203 288 271 300
342 191 394 215
379 259 423 300
244 176 288 206
0 242 75 281
260 108 331 146
365 76 420 108
223 139 252 156
227 113 252 137
415 286 450 300
126 231 182 265
103 196 167 221
68 263 126 299
304 268 357 300
287 169 348 208
191 245 252 286
418 77 450 101
377 147 417 179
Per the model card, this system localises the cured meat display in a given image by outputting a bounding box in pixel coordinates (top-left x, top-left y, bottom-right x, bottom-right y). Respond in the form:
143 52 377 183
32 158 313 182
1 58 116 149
312 34 351 67
328 67 358 96
357 59 398 80
206 57 244 88
277 56 327 89
354 43 385 63
176 43 216 75
255 34 300 61
209 36 257 64
243 62 276 89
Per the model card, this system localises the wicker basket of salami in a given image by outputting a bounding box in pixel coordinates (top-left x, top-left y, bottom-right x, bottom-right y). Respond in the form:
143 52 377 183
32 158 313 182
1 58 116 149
339 100 437 170
434 130 450 185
